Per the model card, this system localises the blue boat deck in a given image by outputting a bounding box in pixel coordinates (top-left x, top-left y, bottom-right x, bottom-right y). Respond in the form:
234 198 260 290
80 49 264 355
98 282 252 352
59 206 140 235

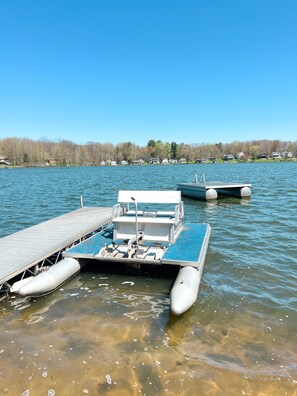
63 226 116 258
162 223 211 266
64 223 211 268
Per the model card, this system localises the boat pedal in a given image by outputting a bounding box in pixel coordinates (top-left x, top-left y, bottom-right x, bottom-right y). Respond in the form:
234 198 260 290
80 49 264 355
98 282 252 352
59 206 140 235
106 246 114 253
136 248 145 255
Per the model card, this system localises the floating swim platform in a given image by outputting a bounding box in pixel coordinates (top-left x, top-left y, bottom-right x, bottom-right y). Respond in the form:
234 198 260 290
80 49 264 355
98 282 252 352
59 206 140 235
178 180 252 200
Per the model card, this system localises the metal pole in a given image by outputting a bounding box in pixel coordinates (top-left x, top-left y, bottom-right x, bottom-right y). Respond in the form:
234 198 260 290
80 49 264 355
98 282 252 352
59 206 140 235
131 197 138 249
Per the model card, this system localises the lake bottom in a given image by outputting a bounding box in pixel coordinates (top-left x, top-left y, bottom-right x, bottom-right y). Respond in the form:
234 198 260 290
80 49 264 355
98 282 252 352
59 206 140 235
1 265 296 396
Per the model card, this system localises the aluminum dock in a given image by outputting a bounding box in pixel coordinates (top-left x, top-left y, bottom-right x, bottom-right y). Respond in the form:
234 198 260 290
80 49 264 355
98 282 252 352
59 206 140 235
0 207 113 289
177 181 252 200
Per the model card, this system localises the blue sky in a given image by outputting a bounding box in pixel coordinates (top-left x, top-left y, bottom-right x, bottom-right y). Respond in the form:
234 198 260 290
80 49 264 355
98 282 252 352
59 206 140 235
0 0 296 146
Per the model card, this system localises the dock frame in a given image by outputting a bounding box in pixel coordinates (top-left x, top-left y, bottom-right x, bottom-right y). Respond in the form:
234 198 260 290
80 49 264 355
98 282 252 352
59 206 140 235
0 207 112 294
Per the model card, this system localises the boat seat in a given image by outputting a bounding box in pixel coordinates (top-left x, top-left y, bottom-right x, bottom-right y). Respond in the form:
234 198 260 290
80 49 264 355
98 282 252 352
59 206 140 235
112 190 184 243
117 190 182 204
125 210 175 217
115 191 184 221
113 215 177 243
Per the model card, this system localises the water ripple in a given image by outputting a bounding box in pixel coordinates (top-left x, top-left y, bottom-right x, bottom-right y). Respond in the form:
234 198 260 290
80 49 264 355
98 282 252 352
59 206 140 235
1 162 297 394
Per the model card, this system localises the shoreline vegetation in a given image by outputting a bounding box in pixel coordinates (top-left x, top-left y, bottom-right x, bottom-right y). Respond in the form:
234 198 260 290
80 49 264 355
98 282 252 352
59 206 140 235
1 157 296 169
1 137 296 167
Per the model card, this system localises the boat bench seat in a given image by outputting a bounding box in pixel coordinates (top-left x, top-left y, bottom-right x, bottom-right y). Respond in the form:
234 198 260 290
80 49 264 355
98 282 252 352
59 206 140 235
117 190 182 204
125 210 176 217
112 190 184 243
113 215 177 243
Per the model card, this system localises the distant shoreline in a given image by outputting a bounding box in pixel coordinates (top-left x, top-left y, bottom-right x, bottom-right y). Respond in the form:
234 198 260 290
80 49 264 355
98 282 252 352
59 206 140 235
1 158 296 169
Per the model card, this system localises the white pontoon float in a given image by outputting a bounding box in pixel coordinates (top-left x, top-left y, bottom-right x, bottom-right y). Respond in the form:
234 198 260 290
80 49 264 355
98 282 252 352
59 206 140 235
3 207 113 297
63 190 211 315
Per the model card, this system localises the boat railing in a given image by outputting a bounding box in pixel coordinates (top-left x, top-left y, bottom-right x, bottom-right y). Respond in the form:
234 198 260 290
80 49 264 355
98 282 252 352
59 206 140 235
112 203 121 219
174 202 184 225
193 173 206 183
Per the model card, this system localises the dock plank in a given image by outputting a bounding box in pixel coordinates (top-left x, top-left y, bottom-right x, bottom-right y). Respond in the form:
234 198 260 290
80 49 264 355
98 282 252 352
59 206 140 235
0 207 112 284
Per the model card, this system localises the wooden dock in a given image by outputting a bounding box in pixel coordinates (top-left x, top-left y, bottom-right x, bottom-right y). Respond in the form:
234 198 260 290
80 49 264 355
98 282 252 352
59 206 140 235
0 207 112 286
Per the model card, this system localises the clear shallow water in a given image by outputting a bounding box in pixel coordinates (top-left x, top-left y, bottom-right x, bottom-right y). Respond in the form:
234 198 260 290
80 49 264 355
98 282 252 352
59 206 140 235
0 162 297 395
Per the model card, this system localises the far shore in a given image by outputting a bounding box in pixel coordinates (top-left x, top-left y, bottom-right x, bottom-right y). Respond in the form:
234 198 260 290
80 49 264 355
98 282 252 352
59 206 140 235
1 158 296 169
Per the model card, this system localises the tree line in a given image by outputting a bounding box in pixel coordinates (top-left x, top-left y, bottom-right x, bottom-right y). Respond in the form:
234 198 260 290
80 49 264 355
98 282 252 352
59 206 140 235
0 137 296 166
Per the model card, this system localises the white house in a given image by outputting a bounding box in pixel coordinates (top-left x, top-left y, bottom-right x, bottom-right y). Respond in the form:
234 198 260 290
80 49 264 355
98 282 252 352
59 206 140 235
281 151 293 158
271 152 281 158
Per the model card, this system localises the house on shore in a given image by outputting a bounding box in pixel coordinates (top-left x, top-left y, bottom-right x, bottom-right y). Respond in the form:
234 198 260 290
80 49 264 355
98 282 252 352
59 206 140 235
131 159 144 165
281 151 293 159
0 155 11 165
46 158 60 166
150 158 160 164
222 154 235 161
271 152 282 159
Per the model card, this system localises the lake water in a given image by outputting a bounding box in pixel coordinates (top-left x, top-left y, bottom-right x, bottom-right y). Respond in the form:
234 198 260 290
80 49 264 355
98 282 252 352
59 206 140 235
0 162 297 396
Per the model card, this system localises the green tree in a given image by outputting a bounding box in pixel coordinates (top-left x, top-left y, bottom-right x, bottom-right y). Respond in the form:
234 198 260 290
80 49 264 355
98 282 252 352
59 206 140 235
170 142 177 159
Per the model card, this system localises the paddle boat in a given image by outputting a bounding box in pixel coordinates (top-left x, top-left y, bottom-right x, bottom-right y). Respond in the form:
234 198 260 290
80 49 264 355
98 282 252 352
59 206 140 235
63 190 211 315
10 190 211 315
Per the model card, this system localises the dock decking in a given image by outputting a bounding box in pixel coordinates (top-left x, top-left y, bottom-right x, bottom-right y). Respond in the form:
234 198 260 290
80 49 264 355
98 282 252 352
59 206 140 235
0 207 113 285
